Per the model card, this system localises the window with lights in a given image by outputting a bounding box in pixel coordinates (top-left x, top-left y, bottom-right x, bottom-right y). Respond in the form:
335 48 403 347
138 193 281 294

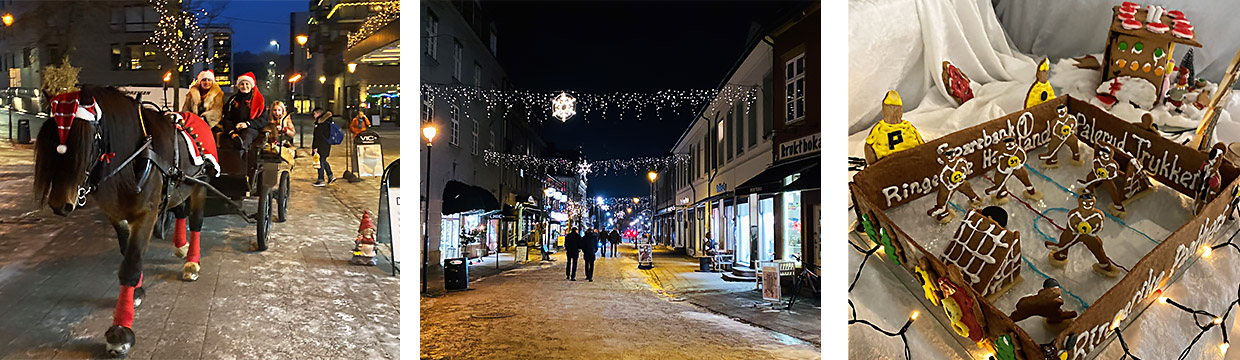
785 53 806 123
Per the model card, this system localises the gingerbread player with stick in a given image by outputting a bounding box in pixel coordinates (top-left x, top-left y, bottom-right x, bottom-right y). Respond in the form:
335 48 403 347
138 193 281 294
928 147 984 224
1194 143 1228 214
985 136 1042 204
1039 104 1082 168
1077 143 1127 217
1045 193 1122 278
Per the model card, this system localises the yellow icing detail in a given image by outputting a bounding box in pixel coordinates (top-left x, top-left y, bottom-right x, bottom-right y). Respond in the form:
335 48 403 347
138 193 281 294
1117 59 1127 68
1097 168 1109 179
1039 58 1050 71
943 296 970 338
1078 221 1093 234
1131 61 1140 71
1026 81 1057 108
866 120 923 161
1155 66 1164 76
914 266 941 306
1143 63 1152 73
884 90 902 106
1007 155 1021 168
951 171 964 184
1060 124 1072 136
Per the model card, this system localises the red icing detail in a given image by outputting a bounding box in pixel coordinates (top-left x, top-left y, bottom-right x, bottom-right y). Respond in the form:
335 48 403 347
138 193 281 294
1173 27 1194 39
946 64 974 104
113 286 135 327
1097 94 1118 108
1121 1 1138 8
1211 175 1221 189
174 218 187 248
1118 13 1134 21
1122 19 1142 30
1168 10 1185 19
1120 7 1136 15
1174 20 1192 31
188 231 201 264
938 278 984 342
1147 22 1169 33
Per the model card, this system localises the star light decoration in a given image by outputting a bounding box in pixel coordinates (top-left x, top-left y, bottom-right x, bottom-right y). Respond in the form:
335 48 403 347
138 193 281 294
145 0 209 70
551 91 576 122
420 83 760 123
483 150 689 177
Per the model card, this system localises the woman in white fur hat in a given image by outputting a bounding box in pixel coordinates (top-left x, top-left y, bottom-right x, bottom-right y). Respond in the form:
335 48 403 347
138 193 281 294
182 69 224 128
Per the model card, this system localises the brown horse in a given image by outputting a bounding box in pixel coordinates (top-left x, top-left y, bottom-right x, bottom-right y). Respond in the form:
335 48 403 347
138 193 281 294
33 87 208 358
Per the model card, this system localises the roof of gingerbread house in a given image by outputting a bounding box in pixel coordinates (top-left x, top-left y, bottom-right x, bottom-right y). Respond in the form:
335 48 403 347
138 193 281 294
1107 4 1202 48
943 209 1021 297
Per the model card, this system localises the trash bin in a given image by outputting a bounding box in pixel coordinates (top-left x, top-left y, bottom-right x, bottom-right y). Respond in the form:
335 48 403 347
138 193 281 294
17 118 30 144
699 256 711 272
444 257 469 290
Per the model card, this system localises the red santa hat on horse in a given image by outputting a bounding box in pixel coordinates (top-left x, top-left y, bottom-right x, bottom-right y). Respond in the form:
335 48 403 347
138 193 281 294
50 92 102 154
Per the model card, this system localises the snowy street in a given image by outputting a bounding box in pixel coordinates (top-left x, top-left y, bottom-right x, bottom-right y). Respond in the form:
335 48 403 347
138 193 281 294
0 128 400 359
420 245 822 360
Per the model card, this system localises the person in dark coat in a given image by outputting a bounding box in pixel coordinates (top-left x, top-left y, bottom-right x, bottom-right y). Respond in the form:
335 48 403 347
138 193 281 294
222 72 267 156
582 228 599 281
564 226 581 281
311 108 337 186
608 229 621 257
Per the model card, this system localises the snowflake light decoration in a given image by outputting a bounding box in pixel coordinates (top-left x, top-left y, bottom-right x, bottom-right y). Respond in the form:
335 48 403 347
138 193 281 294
552 91 576 122
577 160 592 176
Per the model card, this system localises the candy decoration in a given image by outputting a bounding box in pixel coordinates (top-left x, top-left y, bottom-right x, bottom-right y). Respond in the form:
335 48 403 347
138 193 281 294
1147 22 1169 34
1007 156 1021 168
1078 221 1093 234
1167 10 1185 19
951 171 964 183
914 265 941 306
1122 19 1142 30
1118 13 1134 22
1097 168 1109 178
1060 124 1072 136
1173 27 1194 39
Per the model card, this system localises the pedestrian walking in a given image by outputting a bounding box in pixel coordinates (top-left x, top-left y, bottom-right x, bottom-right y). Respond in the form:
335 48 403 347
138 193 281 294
182 69 224 128
565 226 581 281
609 229 621 257
582 228 599 281
311 107 336 187
222 72 267 156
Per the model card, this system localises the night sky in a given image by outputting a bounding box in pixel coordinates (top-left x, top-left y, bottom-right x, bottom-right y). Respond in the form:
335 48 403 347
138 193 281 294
486 1 804 198
200 0 306 54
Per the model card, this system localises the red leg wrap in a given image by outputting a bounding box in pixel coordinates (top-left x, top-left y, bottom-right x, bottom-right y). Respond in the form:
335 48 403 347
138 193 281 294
137 273 143 288
174 218 187 248
113 286 135 327
188 231 201 264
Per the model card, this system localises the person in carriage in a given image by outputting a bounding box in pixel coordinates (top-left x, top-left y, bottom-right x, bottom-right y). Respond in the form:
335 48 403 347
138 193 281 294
267 100 297 163
182 69 224 128
221 72 267 157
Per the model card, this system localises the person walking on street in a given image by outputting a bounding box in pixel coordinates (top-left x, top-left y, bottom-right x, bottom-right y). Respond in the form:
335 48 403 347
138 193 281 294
609 229 621 257
565 226 581 280
582 228 597 281
311 107 336 186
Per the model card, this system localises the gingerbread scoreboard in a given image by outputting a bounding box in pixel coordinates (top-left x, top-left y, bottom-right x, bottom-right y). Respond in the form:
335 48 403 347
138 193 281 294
850 95 1240 359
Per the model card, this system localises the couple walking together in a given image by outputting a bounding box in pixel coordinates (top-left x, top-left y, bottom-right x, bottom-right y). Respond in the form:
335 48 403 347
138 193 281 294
564 227 620 282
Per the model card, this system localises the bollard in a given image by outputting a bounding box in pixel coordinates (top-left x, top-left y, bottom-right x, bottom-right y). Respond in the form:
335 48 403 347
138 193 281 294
16 118 31 144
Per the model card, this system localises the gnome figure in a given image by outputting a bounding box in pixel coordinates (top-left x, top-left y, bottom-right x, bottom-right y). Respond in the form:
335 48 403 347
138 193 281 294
1077 143 1127 217
1194 143 1228 214
1039 105 1083 168
1045 193 1121 277
1026 58 1056 109
927 147 984 224
1010 278 1079 331
350 211 378 266
985 136 1042 203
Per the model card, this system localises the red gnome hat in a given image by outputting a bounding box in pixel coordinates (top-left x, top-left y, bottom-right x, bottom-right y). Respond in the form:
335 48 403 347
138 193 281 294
236 72 265 119
358 211 375 232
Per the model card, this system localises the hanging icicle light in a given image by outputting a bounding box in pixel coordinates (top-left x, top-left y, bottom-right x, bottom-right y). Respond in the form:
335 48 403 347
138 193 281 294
551 91 576 122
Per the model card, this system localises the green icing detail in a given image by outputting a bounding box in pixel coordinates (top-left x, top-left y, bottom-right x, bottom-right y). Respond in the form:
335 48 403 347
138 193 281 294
1154 48 1164 58
993 335 1017 360
861 214 900 265
1135 42 1144 52
1118 41 1127 51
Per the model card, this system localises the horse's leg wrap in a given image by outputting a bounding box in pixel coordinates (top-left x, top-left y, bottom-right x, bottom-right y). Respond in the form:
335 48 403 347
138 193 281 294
113 286 135 327
188 231 201 264
173 218 187 248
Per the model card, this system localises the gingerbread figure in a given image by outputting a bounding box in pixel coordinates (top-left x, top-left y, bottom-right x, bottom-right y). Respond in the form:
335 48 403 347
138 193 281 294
927 147 984 224
865 90 925 164
1010 278 1078 331
1045 193 1122 277
985 136 1042 203
1193 143 1227 214
1025 58 1056 109
1039 104 1082 168
1077 143 1128 217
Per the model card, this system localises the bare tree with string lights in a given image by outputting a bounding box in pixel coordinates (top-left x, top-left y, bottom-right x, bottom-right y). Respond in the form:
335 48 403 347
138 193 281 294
144 0 211 111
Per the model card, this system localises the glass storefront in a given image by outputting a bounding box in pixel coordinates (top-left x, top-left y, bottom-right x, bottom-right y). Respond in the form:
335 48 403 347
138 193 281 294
736 202 751 267
783 191 802 264
759 198 775 262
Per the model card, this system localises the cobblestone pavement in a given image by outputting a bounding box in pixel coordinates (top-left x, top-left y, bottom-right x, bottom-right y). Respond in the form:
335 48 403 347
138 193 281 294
420 245 821 360
0 136 399 359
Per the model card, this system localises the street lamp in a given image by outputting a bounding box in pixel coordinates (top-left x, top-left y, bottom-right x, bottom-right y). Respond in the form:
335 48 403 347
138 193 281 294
296 34 308 47
345 63 358 115
4 13 12 142
421 124 437 293
162 71 172 109
270 40 279 54
648 170 658 245
2 13 12 27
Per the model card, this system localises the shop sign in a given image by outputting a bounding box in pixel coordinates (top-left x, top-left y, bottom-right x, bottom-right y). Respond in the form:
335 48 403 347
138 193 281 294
762 264 780 302
776 133 821 161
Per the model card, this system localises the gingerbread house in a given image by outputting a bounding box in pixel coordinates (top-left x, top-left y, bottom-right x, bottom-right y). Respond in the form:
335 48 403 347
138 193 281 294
944 209 1022 300
1100 3 1201 101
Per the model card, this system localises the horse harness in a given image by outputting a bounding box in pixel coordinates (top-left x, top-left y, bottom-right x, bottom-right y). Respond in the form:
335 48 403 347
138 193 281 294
77 102 203 212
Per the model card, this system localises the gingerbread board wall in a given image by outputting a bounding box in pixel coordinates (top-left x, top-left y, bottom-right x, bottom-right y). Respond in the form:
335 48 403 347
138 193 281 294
851 95 1238 360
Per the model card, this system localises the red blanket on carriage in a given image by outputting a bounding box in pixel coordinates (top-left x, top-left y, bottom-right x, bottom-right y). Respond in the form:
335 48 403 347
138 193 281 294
173 112 219 177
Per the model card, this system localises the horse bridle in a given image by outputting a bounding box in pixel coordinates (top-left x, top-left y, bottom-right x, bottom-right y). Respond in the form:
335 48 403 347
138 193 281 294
74 104 168 207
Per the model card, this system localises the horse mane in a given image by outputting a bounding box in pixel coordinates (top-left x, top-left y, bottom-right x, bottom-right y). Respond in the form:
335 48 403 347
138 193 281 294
33 86 175 204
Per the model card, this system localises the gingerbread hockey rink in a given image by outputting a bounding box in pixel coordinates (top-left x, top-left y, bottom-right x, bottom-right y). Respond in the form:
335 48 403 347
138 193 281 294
850 95 1240 360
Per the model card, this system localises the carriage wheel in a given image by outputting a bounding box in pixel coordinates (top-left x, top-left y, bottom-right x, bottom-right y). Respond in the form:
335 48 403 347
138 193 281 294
255 181 272 252
277 170 290 223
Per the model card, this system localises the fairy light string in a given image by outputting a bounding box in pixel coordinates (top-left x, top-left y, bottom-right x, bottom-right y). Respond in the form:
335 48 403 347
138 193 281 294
420 83 761 123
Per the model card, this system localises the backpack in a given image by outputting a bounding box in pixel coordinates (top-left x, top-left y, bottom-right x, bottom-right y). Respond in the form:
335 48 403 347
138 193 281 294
328 121 345 145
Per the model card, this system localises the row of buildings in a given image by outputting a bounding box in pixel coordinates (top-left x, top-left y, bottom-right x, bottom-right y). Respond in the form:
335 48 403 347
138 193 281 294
650 3 820 274
0 0 397 123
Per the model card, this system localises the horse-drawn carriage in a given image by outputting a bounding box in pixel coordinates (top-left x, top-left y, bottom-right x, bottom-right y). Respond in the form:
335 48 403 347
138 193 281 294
33 87 296 357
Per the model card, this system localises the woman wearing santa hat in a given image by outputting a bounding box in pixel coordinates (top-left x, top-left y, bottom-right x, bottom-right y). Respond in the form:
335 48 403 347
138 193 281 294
222 72 267 155
181 69 224 128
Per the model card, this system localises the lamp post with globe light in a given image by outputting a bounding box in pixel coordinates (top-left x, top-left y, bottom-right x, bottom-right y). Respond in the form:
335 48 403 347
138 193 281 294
421 124 437 293
648 171 658 245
